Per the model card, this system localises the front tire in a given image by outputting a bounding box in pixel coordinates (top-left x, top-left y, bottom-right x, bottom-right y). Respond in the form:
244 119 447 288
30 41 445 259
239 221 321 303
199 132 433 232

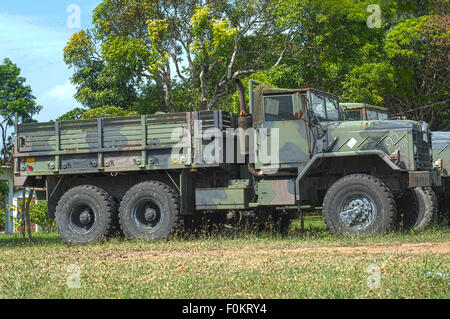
119 181 180 241
55 185 116 245
322 174 396 235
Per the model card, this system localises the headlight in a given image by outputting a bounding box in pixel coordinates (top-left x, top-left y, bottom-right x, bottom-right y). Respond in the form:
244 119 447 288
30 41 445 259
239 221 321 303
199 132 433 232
389 150 400 163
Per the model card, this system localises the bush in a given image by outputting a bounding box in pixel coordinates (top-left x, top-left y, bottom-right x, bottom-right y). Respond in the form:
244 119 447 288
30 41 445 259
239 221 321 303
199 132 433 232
29 201 55 233
11 200 55 233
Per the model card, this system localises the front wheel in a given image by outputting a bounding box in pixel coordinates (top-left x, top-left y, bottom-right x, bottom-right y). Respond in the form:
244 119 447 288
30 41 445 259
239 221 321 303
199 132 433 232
322 174 396 235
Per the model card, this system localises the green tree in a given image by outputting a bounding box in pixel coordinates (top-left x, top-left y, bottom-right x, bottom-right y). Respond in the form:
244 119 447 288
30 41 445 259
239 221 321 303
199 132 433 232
64 0 286 112
0 58 42 162
64 30 143 110
80 105 138 119
270 0 393 93
56 107 86 121
344 11 449 129
383 15 449 129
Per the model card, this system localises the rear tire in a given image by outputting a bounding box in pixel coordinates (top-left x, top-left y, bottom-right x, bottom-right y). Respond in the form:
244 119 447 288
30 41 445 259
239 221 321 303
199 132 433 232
55 185 116 245
322 174 396 235
396 187 437 230
119 181 180 241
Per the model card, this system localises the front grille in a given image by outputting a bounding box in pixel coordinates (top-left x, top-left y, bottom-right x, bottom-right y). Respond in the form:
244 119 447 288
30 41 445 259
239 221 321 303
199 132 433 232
413 129 433 170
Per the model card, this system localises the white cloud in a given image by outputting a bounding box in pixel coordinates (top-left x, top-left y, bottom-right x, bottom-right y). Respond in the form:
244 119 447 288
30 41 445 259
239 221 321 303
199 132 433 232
46 81 76 100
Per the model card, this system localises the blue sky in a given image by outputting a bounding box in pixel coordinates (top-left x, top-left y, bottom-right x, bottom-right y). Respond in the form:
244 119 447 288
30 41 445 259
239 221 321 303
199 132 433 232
0 0 101 122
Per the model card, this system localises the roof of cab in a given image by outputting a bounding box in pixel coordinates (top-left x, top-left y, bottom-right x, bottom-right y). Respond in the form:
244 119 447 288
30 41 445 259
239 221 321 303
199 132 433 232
340 103 388 112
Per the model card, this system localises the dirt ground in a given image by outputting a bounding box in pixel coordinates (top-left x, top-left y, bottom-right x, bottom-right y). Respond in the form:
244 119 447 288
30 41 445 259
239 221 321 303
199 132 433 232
95 241 450 260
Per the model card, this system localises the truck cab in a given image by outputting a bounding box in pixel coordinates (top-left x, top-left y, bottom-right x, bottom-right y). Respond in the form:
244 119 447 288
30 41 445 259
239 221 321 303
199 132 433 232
245 81 437 231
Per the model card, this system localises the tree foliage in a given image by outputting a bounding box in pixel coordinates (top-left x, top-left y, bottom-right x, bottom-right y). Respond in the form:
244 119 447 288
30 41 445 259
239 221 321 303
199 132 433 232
0 58 42 162
64 0 285 113
384 15 449 129
55 107 86 121
81 106 138 119
62 0 449 129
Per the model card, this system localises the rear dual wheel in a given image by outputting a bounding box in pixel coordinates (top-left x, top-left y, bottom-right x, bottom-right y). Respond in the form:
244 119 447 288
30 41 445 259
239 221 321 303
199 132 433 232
118 181 181 241
55 181 181 244
55 185 117 245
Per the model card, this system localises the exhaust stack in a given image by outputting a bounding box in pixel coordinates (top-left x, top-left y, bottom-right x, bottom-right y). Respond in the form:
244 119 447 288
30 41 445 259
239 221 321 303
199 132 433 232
235 78 253 158
235 78 247 117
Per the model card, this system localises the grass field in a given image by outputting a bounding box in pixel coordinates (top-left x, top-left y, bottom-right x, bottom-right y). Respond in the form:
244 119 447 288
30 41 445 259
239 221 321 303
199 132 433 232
0 216 449 299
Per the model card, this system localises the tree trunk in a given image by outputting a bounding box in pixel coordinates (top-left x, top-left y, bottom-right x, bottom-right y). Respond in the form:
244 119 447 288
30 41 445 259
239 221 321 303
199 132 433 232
20 188 26 236
24 189 34 243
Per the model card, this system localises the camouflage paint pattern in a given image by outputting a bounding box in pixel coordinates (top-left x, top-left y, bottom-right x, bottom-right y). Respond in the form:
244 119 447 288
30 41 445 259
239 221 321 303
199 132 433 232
326 120 432 171
14 111 236 186
195 187 253 210
257 179 295 206
255 112 431 173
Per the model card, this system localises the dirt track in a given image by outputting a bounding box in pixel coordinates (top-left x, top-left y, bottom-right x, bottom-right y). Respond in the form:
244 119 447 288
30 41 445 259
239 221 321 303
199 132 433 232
99 242 450 260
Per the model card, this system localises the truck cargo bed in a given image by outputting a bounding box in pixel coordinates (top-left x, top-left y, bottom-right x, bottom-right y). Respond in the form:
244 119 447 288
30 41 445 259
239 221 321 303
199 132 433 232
14 110 237 181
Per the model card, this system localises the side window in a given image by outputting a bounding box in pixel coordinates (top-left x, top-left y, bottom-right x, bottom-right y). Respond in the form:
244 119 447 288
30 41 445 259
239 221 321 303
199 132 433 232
311 93 326 121
264 95 296 121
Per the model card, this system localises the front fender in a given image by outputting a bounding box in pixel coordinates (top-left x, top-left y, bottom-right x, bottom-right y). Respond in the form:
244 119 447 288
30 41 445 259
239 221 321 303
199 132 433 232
294 150 402 200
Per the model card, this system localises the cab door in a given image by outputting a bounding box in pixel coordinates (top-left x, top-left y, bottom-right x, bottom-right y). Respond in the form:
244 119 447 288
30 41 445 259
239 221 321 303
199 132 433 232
254 93 311 172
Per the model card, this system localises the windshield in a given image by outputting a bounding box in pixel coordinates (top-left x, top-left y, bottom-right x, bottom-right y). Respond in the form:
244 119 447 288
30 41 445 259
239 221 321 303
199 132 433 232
366 109 389 120
346 110 362 120
378 112 389 120
310 92 340 121
366 109 378 120
325 97 339 121
311 93 326 121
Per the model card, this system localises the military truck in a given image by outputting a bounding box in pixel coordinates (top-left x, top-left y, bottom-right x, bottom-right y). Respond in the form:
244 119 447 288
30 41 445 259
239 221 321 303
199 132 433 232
13 80 438 244
432 132 450 224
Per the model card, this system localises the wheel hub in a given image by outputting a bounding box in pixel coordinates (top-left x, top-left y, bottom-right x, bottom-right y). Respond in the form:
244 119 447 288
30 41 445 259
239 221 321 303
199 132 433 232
339 194 376 229
144 205 157 222
133 199 162 231
69 204 96 234
79 209 92 225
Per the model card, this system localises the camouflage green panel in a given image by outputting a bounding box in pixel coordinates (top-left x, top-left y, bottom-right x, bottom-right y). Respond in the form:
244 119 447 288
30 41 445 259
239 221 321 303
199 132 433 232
432 132 450 176
195 184 253 210
326 120 428 171
257 179 295 206
255 120 310 170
